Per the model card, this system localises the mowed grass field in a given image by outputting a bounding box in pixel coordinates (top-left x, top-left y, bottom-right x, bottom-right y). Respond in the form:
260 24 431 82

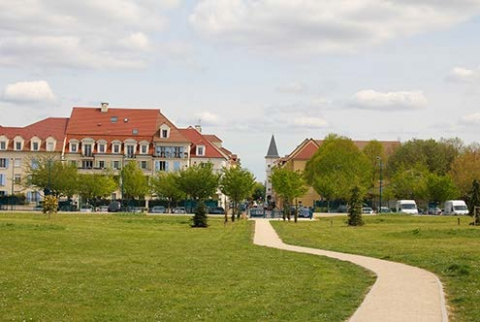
272 215 480 322
0 213 374 321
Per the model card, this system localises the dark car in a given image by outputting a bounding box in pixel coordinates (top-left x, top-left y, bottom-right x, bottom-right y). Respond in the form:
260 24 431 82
108 201 122 212
149 206 166 213
208 206 225 214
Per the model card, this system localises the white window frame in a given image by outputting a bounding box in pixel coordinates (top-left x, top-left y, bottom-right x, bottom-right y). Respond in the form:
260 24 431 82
196 145 205 156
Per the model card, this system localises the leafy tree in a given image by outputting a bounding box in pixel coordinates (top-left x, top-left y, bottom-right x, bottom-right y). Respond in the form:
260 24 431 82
191 202 208 228
25 157 78 197
422 173 459 204
77 172 117 209
270 167 308 222
150 171 183 213
467 180 480 224
389 164 427 200
252 182 266 202
121 161 149 201
177 163 220 228
304 134 372 202
387 138 461 176
219 166 255 222
449 144 480 197
347 186 364 226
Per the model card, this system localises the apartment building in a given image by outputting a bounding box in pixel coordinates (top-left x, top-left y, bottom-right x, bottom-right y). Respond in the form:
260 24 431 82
0 103 237 205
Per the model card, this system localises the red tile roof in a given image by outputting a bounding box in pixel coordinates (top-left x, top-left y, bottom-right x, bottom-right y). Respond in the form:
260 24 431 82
179 127 226 159
66 107 161 136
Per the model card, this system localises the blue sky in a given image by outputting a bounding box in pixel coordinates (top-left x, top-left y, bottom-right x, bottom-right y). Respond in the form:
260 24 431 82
1 1 480 181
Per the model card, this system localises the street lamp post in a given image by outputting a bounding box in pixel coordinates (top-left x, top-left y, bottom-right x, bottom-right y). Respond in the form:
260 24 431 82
377 157 383 212
10 158 14 210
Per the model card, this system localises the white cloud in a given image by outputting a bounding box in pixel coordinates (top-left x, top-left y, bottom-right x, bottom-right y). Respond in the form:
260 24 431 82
2 81 56 103
276 82 308 94
311 96 332 107
194 111 221 126
293 116 329 128
0 0 179 69
351 90 427 110
448 66 480 83
460 113 480 126
190 0 480 55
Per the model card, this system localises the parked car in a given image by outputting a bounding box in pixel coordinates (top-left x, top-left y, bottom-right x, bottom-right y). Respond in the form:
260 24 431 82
427 207 442 215
362 207 374 214
149 206 166 213
80 204 93 213
108 201 122 212
208 206 225 214
97 205 109 213
172 207 186 214
298 207 312 218
379 207 392 214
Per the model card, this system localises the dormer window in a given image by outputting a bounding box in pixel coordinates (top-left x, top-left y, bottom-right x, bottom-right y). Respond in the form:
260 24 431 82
196 145 205 156
32 142 39 151
160 124 170 139
15 142 22 151
46 137 57 152
0 141 5 150
97 140 107 154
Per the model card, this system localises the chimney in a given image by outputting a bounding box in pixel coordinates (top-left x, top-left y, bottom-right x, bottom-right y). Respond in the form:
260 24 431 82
194 124 202 133
101 102 109 113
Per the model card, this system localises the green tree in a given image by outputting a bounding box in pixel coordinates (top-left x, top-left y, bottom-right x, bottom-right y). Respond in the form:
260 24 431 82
467 180 480 224
252 182 266 202
219 166 255 222
422 173 459 204
121 161 149 202
389 164 427 200
150 171 183 213
304 134 372 202
449 144 480 197
387 138 461 176
77 172 117 209
26 157 78 197
177 163 220 227
347 186 364 226
270 167 308 222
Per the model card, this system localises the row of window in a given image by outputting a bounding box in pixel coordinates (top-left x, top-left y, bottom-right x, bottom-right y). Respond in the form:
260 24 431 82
0 140 56 152
69 142 193 157
76 160 183 172
0 158 22 169
0 173 21 186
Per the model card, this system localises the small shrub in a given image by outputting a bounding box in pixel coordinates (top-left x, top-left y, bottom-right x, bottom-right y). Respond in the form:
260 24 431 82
192 202 208 228
43 195 58 215
347 186 364 226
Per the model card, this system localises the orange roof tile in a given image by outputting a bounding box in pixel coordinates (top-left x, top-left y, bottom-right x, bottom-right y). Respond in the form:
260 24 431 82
179 127 225 159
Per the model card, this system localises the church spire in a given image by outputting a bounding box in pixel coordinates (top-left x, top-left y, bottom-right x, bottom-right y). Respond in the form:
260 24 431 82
266 134 279 158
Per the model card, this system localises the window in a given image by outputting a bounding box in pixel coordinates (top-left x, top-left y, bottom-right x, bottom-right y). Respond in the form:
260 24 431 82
31 159 39 170
0 158 8 168
162 129 168 138
47 142 54 151
196 145 205 156
14 158 21 168
140 161 148 169
84 144 92 157
111 116 118 123
141 145 148 154
82 160 93 169
32 142 39 151
155 161 168 171
126 145 135 157
174 147 183 158
173 161 180 171
113 144 120 154
70 143 77 153
14 174 21 185
0 174 5 186
98 144 105 153
98 161 105 169
15 142 22 151
112 161 121 169
0 141 5 150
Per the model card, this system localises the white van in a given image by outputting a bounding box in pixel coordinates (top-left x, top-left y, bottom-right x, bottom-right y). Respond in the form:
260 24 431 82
444 200 469 215
396 200 418 214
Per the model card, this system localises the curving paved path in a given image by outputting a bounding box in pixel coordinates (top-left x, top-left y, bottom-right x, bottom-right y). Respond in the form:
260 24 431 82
253 219 448 322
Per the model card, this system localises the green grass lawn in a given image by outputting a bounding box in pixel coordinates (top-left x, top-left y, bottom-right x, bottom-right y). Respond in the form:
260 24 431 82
272 215 480 322
0 213 374 321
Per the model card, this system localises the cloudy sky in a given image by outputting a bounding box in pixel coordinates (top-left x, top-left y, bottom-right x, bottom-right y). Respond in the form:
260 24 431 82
2 0 480 181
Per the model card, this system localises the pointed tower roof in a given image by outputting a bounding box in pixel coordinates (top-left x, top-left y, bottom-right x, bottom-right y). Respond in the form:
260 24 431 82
266 135 279 158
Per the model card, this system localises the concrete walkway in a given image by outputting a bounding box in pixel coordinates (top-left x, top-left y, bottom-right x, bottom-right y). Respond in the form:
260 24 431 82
253 219 448 322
